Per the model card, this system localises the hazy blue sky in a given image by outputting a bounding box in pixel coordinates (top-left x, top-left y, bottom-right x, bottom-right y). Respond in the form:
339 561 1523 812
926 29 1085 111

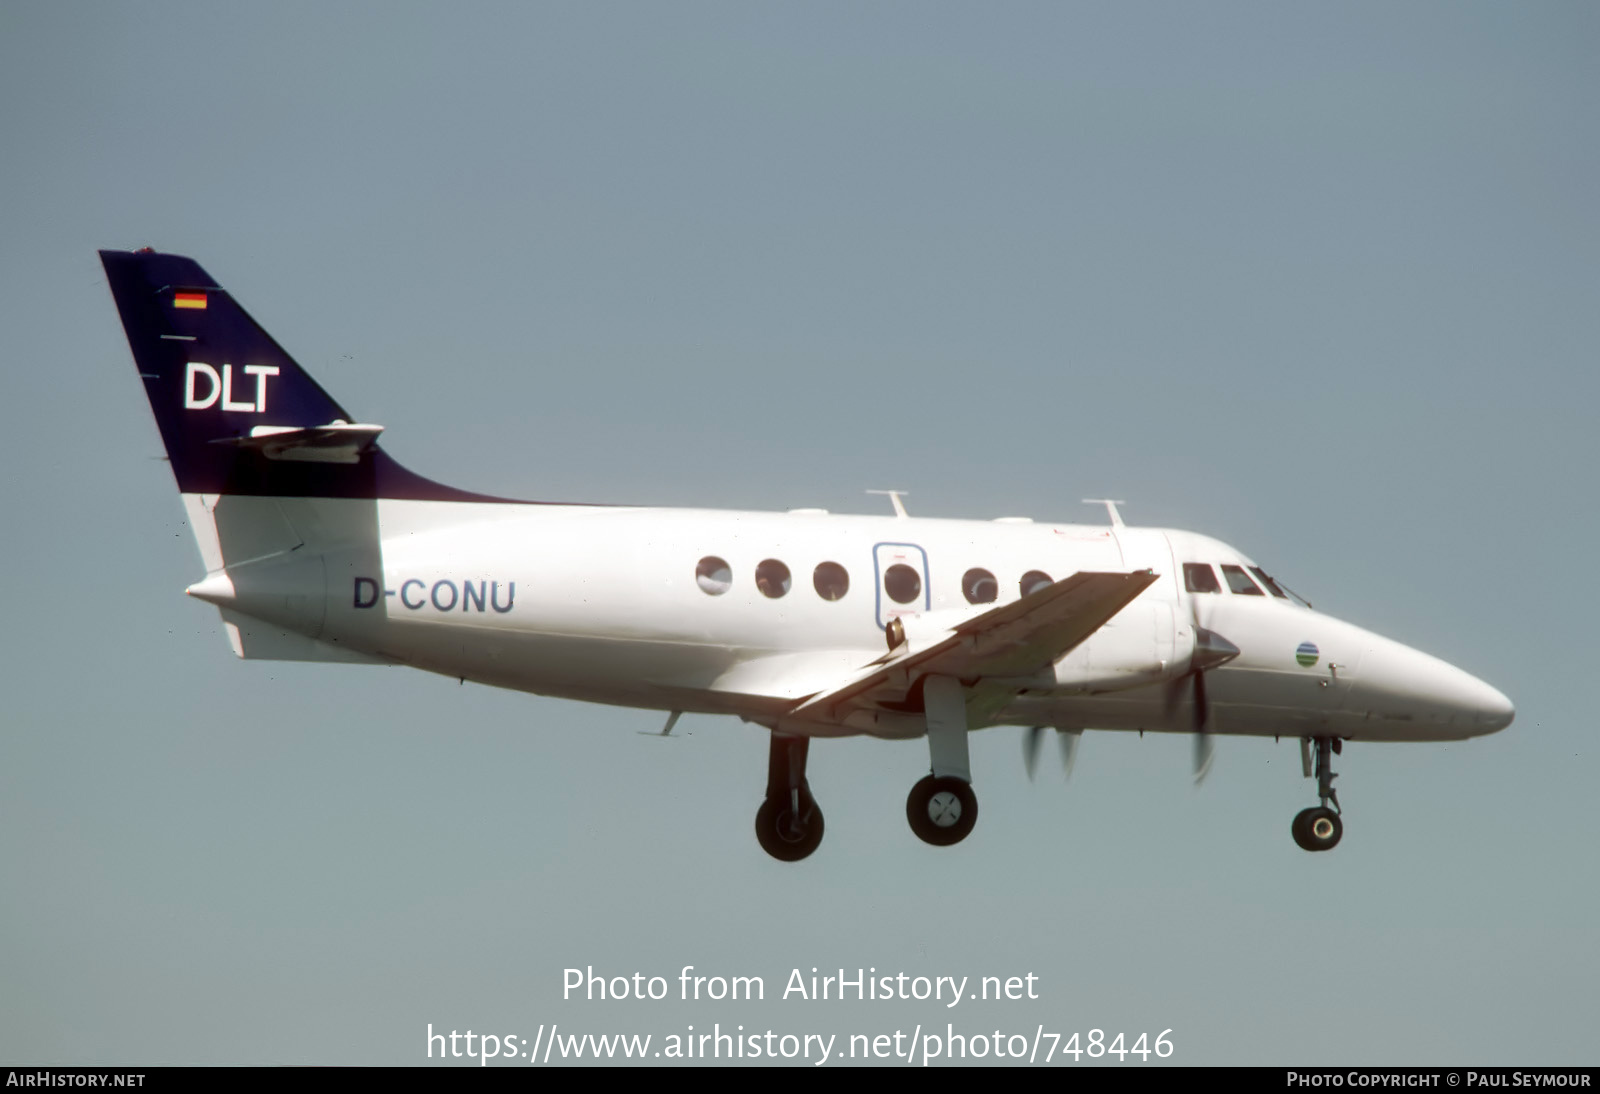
2 1 1596 1066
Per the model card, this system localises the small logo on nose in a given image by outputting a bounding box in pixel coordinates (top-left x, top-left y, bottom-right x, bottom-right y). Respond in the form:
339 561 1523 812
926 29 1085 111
1295 641 1319 667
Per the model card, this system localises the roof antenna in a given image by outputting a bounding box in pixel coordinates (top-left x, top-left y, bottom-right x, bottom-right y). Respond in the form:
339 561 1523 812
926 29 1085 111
1083 498 1126 528
866 489 910 519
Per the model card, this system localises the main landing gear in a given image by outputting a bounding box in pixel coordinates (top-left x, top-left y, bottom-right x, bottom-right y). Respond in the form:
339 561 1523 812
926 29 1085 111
906 775 978 845
906 675 979 848
754 674 982 861
1292 736 1343 852
755 733 824 861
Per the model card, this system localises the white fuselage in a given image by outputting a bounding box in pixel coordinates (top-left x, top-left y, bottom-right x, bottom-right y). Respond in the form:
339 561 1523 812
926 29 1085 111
184 495 1514 745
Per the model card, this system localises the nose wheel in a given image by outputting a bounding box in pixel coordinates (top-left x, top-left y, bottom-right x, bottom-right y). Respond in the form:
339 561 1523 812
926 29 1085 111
1291 806 1342 851
1292 736 1344 852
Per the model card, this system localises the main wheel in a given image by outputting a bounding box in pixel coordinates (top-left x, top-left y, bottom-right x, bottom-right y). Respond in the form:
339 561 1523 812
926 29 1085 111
755 797 824 862
1291 806 1342 852
906 775 978 846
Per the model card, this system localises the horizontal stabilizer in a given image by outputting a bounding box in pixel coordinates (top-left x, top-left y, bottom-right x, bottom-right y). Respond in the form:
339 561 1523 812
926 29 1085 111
212 422 385 465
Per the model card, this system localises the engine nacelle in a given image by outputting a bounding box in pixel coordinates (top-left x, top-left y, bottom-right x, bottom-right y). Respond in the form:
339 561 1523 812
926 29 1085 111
1050 598 1180 693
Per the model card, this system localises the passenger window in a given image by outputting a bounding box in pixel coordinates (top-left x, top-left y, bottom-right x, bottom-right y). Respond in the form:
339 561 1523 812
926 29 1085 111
1221 564 1265 595
813 561 849 601
883 563 922 605
1184 563 1221 593
1249 566 1288 598
1019 570 1053 597
962 568 998 604
755 559 791 599
695 556 732 596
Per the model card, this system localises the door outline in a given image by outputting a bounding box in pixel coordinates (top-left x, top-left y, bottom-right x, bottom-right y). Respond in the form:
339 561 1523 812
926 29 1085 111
872 541 931 631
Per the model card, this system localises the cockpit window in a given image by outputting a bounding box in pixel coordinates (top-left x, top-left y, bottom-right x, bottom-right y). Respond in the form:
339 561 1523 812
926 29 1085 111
1248 566 1289 599
1183 563 1221 593
1221 564 1265 595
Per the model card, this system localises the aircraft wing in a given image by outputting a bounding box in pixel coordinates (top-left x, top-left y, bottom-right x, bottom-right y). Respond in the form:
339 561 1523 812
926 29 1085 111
786 569 1158 724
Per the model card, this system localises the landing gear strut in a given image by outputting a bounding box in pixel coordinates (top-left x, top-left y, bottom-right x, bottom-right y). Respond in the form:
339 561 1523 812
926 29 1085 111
906 675 980 847
755 733 824 861
1292 736 1343 852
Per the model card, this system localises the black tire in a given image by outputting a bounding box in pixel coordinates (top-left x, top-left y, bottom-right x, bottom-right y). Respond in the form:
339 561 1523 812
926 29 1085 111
1291 807 1315 850
755 797 824 862
906 775 979 846
1292 806 1342 852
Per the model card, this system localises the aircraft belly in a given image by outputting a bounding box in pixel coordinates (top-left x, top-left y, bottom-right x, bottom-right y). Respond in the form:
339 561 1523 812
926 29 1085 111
1005 684 1315 739
351 613 771 711
1009 684 1476 742
1205 667 1342 731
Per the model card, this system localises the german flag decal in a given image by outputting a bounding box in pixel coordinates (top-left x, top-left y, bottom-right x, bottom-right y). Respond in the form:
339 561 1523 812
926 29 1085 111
173 292 208 310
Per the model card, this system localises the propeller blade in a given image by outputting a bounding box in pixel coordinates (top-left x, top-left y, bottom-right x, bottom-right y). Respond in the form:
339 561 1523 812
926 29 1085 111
1177 598 1233 785
1193 728 1215 783
1024 726 1044 781
1192 669 1215 783
1059 729 1080 779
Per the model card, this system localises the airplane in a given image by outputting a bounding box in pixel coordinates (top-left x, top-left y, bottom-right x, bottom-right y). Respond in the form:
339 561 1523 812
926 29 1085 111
100 248 1516 862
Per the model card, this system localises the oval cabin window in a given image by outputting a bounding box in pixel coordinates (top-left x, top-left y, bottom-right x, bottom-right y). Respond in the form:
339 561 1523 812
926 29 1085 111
813 561 849 601
884 563 922 605
695 556 732 596
962 568 998 604
755 559 792 599
1019 570 1053 597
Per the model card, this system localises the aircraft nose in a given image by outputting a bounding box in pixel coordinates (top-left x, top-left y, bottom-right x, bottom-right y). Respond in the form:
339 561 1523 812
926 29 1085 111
1352 635 1514 736
1472 679 1516 733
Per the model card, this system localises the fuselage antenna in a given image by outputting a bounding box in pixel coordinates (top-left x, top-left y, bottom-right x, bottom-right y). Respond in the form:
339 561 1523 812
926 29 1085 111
1082 498 1126 528
866 489 910 519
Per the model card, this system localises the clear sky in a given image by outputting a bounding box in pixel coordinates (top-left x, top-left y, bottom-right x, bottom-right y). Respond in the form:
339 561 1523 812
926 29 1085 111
2 1 1596 1067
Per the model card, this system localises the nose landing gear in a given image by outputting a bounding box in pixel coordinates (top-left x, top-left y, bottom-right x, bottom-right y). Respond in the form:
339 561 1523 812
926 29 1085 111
1292 736 1343 852
1291 805 1342 851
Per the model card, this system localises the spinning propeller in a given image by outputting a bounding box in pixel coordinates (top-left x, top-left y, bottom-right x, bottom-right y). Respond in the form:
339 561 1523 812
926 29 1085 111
1023 725 1080 781
1165 598 1240 783
1023 591 1240 786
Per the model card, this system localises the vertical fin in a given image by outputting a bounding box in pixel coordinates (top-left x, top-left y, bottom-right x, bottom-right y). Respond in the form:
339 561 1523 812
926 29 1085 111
100 248 510 503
